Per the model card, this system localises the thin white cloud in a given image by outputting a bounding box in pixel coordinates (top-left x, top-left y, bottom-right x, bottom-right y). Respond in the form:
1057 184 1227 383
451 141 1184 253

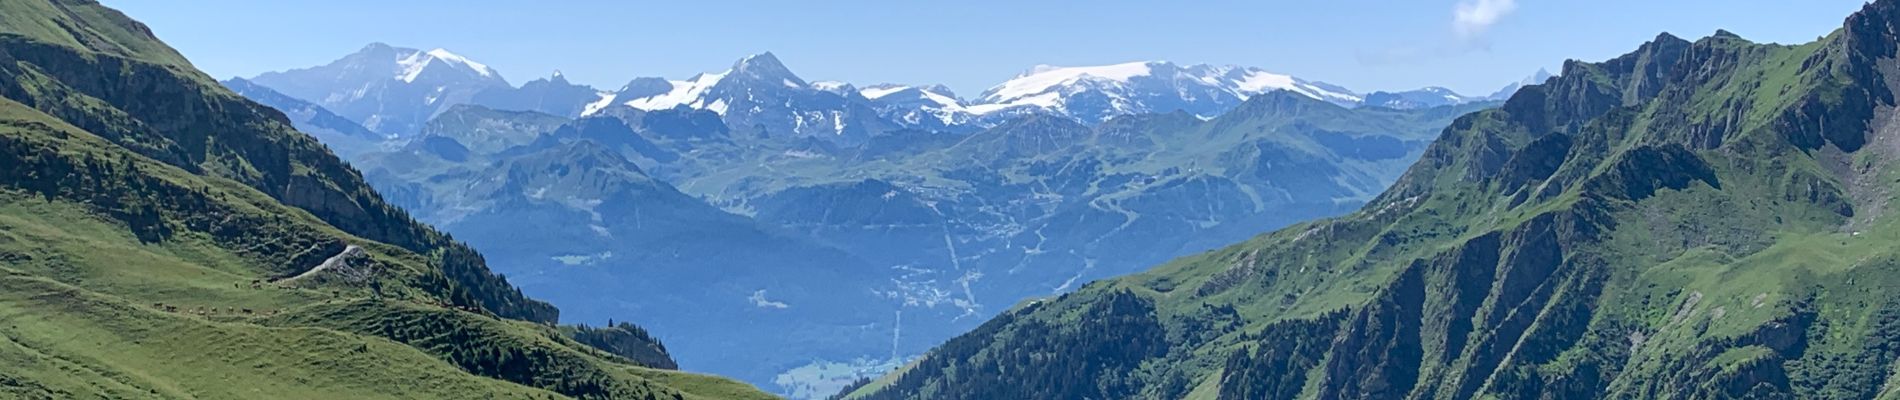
1360 0 1517 66
750 289 790 309
1453 0 1518 38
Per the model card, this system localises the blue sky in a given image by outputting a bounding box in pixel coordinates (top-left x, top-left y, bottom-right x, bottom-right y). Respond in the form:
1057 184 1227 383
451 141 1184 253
105 0 1870 97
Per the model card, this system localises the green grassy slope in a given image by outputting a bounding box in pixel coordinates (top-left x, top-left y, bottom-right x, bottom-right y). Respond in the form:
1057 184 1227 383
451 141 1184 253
419 104 568 154
0 0 188 67
0 0 772 398
850 1 1900 399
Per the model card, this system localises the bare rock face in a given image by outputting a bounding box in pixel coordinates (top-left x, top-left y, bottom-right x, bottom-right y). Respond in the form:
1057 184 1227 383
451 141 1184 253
278 245 377 287
287 173 372 226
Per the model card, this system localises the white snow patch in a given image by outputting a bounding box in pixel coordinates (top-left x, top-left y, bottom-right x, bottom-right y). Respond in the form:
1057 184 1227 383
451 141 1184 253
812 80 850 90
918 90 962 108
623 72 727 111
967 91 1062 115
394 48 494 83
395 53 431 83
1230 69 1299 94
811 80 853 94
1231 68 1360 102
863 85 973 124
581 92 619 116
425 49 493 76
966 61 1362 117
962 103 1027 116
982 61 1155 104
860 85 911 100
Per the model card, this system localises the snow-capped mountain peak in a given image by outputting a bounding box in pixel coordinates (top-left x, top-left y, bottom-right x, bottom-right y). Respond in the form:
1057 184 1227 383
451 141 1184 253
1360 86 1475 109
247 43 512 136
811 81 856 95
1217 66 1361 104
621 71 729 114
859 85 906 100
1415 87 1464 101
981 61 1158 104
582 53 895 141
860 84 961 109
596 52 816 116
425 49 494 76
965 60 1360 123
731 52 804 87
855 84 973 128
395 48 499 84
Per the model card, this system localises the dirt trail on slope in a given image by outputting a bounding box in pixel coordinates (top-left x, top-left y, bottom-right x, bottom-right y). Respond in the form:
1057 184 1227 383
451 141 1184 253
277 245 365 284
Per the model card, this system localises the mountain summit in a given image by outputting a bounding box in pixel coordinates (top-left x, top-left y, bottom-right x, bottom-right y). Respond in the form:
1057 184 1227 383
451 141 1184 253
250 43 511 136
730 51 802 84
859 83 973 130
1360 86 1478 109
1486 67 1557 100
395 47 501 84
585 52 896 143
967 61 1363 123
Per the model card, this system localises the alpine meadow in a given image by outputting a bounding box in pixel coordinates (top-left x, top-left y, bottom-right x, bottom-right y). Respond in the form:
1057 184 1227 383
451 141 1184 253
6 0 1899 399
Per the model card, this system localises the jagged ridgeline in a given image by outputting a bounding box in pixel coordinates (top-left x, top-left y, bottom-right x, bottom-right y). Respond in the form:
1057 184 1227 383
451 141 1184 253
846 1 1900 399
0 0 769 398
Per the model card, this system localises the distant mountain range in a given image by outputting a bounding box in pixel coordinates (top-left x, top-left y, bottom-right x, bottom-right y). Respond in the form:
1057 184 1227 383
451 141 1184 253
243 44 1542 142
233 44 1524 398
966 61 1363 123
1361 69 1555 109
